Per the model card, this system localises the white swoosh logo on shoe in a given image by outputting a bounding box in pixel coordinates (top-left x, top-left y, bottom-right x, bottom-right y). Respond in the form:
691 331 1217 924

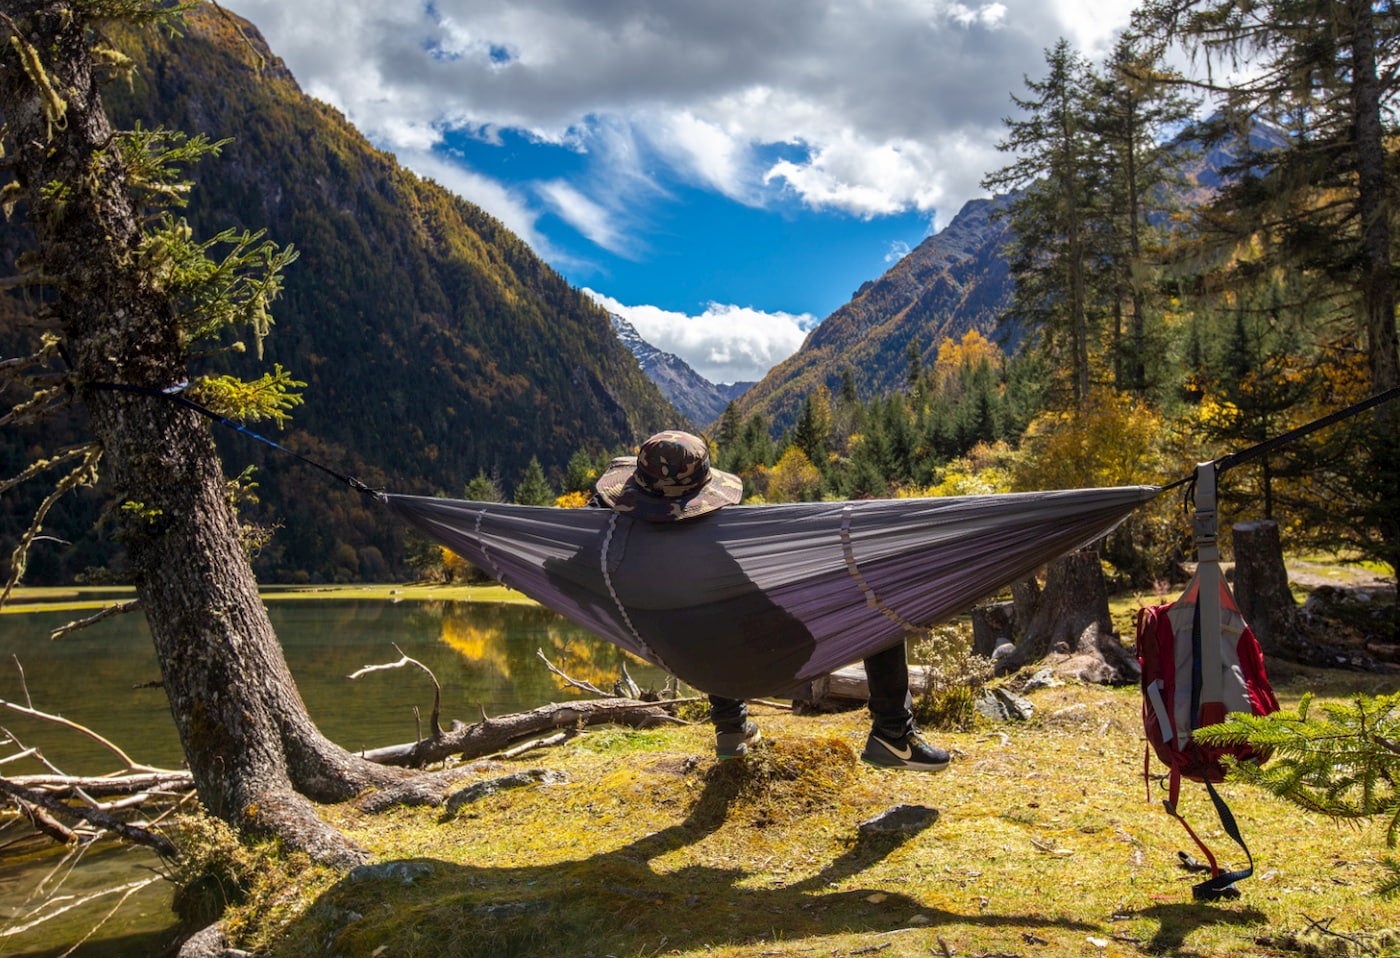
886 742 913 760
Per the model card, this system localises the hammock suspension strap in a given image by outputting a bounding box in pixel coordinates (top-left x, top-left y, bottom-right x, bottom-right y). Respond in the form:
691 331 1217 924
90 380 1400 509
87 380 383 497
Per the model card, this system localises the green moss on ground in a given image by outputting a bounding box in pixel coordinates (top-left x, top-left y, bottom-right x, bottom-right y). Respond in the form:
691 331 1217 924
214 671 1399 958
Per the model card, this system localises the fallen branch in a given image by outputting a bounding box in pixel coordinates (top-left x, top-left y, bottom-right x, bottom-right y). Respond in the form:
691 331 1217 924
0 777 179 858
537 648 610 696
0 696 153 772
358 697 687 768
56 874 163 958
12 794 80 844
500 730 573 759
0 876 162 940
348 644 443 737
5 770 193 797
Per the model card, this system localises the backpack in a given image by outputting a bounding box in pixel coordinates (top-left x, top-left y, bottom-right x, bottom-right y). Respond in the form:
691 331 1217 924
1137 464 1281 900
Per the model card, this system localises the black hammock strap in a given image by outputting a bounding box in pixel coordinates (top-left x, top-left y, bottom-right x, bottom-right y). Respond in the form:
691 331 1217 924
88 380 383 498
1159 383 1400 502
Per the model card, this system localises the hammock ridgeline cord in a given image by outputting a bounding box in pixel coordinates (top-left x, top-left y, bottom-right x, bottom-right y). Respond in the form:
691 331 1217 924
1160 384 1400 509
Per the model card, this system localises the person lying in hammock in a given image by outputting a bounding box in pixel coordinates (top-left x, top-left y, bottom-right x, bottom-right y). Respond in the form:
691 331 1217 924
592 430 949 773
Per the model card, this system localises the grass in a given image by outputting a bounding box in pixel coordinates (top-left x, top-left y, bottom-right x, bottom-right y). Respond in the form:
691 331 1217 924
0 581 532 614
7 572 1395 955
211 666 1400 958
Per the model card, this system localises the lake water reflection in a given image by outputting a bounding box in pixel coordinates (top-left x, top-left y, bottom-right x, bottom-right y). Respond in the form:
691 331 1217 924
0 598 668 776
0 597 668 956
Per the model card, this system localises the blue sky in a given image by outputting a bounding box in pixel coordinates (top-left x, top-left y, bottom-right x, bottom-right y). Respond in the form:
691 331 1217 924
221 0 1141 384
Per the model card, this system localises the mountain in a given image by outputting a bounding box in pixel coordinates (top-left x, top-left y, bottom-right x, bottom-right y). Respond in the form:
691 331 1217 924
609 316 751 429
723 117 1282 437
729 196 1013 431
0 7 678 583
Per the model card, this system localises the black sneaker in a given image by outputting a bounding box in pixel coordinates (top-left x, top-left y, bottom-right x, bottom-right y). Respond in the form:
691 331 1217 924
861 730 950 772
715 721 762 759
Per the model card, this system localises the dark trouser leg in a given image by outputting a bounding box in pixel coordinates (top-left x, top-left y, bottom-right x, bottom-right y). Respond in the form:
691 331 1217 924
708 694 749 734
864 640 913 740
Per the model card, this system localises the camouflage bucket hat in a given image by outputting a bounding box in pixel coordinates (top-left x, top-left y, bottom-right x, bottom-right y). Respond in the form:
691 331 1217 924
595 431 743 522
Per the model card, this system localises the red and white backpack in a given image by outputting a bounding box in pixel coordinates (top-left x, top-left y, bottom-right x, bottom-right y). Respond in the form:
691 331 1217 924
1137 464 1280 900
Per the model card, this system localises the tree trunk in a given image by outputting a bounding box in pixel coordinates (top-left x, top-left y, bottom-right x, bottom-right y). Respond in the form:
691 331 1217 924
996 550 1139 683
1349 0 1400 581
1231 520 1295 656
0 1 402 865
971 601 1016 658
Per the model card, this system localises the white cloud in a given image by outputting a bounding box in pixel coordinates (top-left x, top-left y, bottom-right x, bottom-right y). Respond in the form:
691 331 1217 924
584 290 814 385
651 111 751 201
537 180 631 255
394 150 552 253
886 240 913 263
222 0 1144 230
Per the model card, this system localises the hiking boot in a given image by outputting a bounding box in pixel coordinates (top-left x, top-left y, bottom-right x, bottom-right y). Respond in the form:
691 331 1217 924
861 730 950 772
715 721 762 759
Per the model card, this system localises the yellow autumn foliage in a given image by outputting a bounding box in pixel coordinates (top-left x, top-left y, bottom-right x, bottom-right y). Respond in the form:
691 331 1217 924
1011 390 1172 491
767 447 823 502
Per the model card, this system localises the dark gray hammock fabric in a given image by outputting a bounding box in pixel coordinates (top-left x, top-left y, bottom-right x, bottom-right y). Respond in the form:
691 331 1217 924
386 485 1159 699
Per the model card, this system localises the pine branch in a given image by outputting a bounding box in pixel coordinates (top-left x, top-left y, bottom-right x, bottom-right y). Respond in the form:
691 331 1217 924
1 444 102 608
1198 692 1400 845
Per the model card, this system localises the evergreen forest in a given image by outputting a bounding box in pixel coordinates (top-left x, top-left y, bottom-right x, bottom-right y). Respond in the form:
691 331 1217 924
2 1 1397 594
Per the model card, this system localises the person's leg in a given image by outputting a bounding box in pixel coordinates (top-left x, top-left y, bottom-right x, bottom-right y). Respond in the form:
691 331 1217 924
864 640 914 740
859 640 950 772
710 694 761 758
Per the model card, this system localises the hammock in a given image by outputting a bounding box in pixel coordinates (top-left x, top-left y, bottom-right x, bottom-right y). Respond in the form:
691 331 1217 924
386 485 1160 699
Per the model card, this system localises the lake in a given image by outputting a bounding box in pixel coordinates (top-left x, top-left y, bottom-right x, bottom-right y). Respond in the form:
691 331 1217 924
0 595 670 956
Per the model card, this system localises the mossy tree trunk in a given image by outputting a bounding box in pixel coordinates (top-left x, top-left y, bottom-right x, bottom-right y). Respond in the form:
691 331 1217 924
0 0 402 865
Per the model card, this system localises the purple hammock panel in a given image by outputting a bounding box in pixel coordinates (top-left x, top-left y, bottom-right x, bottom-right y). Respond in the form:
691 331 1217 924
385 484 1160 699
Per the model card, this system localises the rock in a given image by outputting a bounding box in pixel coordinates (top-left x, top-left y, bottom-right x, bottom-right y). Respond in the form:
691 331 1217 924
1021 667 1061 692
975 687 1035 722
858 804 940 836
347 861 435 885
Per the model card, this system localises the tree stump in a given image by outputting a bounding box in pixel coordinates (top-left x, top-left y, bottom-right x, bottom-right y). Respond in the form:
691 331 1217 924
1231 520 1296 656
971 602 1016 658
995 549 1139 684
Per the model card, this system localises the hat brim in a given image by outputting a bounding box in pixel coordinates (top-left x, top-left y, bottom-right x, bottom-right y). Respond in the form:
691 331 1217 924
595 461 743 522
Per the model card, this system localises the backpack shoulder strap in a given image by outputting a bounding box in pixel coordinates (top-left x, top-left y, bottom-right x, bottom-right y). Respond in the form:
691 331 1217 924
1164 776 1256 900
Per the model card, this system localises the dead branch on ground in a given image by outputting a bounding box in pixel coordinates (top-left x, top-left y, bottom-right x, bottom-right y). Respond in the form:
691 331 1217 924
348 644 444 736
358 696 689 768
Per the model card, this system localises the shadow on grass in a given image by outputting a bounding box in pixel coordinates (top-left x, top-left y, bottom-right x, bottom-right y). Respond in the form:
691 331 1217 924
1125 901 1269 954
271 756 1102 958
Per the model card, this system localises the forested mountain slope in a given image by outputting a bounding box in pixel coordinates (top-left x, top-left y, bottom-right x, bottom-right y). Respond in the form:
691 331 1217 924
0 6 678 583
727 197 1013 432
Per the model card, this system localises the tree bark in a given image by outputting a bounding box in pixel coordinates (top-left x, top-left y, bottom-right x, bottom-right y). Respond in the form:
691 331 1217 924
0 1 403 866
996 550 1139 683
1231 520 1295 656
